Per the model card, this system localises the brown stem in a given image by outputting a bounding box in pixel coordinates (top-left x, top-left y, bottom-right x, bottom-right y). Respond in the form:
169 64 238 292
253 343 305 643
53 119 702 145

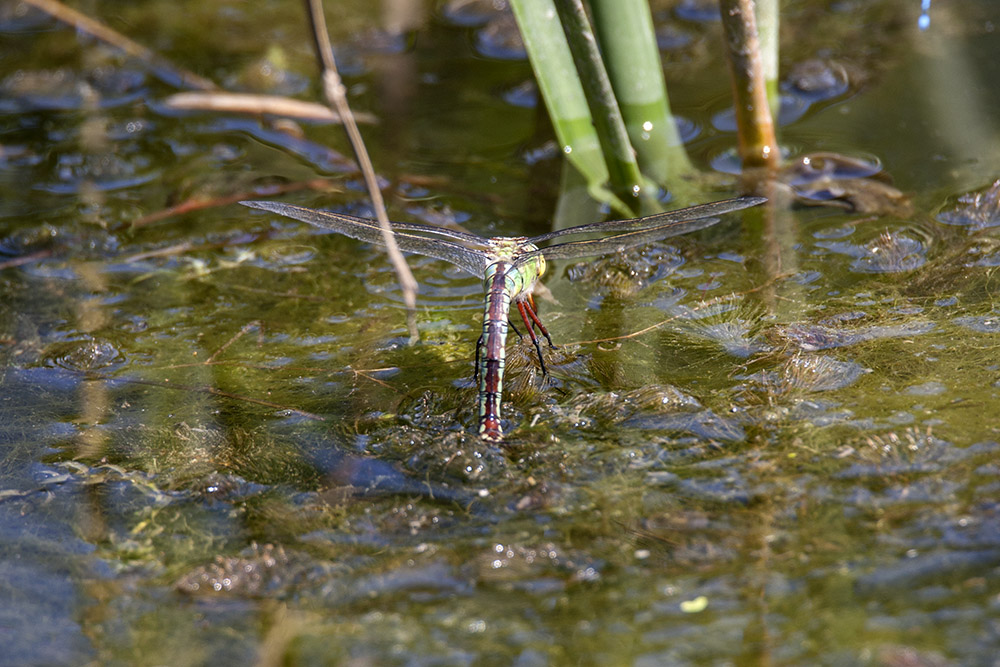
303 0 420 343
719 0 780 170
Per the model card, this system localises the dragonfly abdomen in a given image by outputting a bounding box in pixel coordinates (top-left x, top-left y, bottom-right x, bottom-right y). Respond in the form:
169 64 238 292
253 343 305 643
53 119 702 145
477 263 518 442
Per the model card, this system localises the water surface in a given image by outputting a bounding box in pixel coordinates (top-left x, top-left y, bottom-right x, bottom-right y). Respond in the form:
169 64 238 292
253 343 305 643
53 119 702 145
2 0 1000 664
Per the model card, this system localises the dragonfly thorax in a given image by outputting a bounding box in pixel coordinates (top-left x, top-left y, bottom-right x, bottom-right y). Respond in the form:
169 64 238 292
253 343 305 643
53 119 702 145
482 239 545 299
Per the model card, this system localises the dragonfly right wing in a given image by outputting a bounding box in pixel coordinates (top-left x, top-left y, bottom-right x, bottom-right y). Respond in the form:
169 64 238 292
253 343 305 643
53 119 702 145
528 195 766 244
241 201 490 276
517 215 721 266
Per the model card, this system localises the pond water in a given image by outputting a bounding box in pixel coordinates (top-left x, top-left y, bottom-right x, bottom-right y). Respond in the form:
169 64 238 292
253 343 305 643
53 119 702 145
2 0 1000 664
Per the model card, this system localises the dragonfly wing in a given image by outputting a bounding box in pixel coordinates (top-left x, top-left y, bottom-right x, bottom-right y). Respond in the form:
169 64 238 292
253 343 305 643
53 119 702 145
380 218 489 245
241 201 489 276
528 195 766 244
244 201 489 244
518 215 721 266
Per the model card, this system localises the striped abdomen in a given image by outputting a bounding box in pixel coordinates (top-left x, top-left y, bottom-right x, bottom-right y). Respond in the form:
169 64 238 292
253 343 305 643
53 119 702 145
477 263 516 442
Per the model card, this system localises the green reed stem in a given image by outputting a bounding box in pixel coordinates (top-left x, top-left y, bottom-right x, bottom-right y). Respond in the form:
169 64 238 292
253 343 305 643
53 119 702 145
509 0 621 208
754 0 781 120
588 0 694 186
552 0 653 210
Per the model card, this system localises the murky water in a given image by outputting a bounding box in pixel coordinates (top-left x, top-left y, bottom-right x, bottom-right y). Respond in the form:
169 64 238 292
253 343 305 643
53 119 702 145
2 0 1000 664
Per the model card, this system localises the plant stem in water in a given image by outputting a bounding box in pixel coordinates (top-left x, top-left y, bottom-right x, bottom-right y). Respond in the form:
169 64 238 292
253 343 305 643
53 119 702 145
719 0 780 170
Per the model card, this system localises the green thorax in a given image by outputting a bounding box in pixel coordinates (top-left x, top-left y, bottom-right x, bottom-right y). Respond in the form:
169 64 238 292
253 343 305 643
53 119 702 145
481 237 546 296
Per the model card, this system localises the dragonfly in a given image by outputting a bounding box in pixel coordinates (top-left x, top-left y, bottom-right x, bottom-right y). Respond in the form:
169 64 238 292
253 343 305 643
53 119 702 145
241 195 766 442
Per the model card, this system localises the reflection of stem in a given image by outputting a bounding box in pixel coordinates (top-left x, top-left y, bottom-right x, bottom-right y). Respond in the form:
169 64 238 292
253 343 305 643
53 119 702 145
566 273 790 347
75 263 110 461
736 182 791 318
21 0 218 90
76 379 108 458
719 0 780 169
113 375 327 421
916 6 998 184
737 503 775 666
79 483 110 547
256 604 317 667
303 0 420 343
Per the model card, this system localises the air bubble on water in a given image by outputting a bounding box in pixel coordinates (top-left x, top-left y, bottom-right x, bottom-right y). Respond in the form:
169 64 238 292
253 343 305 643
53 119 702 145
918 0 931 31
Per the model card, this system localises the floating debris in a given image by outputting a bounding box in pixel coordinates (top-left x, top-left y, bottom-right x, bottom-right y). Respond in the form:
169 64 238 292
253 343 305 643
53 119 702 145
565 243 688 300
842 426 950 476
46 337 124 372
778 354 868 393
680 595 709 613
782 152 911 215
0 66 146 112
176 543 318 597
937 180 1000 230
440 0 508 27
474 541 601 585
785 59 850 102
816 230 927 274
475 11 524 60
953 313 1000 334
773 320 936 352
671 302 770 358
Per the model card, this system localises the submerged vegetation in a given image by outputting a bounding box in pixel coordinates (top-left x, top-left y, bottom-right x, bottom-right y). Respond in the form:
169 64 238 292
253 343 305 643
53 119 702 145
2 0 1000 663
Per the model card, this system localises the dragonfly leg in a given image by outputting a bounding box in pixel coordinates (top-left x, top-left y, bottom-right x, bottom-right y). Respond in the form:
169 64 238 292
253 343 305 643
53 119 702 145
508 320 524 340
524 294 557 349
474 334 483 385
516 299 548 377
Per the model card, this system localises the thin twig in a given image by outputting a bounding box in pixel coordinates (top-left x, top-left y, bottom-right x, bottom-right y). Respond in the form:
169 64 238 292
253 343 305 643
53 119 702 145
0 249 53 270
204 321 261 364
22 0 218 91
567 275 792 347
163 91 378 124
349 368 399 392
303 0 420 343
121 242 196 263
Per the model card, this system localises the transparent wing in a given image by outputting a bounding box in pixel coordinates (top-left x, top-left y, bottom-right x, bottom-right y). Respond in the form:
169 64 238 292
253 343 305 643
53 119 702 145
528 195 766 244
241 200 490 276
515 216 720 268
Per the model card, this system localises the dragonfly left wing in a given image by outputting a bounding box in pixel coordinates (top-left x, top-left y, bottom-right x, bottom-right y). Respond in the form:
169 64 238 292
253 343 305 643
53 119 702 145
241 200 490 276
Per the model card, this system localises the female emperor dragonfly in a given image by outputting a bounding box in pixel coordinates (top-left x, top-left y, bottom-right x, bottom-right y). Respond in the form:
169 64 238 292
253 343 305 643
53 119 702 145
241 195 765 441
